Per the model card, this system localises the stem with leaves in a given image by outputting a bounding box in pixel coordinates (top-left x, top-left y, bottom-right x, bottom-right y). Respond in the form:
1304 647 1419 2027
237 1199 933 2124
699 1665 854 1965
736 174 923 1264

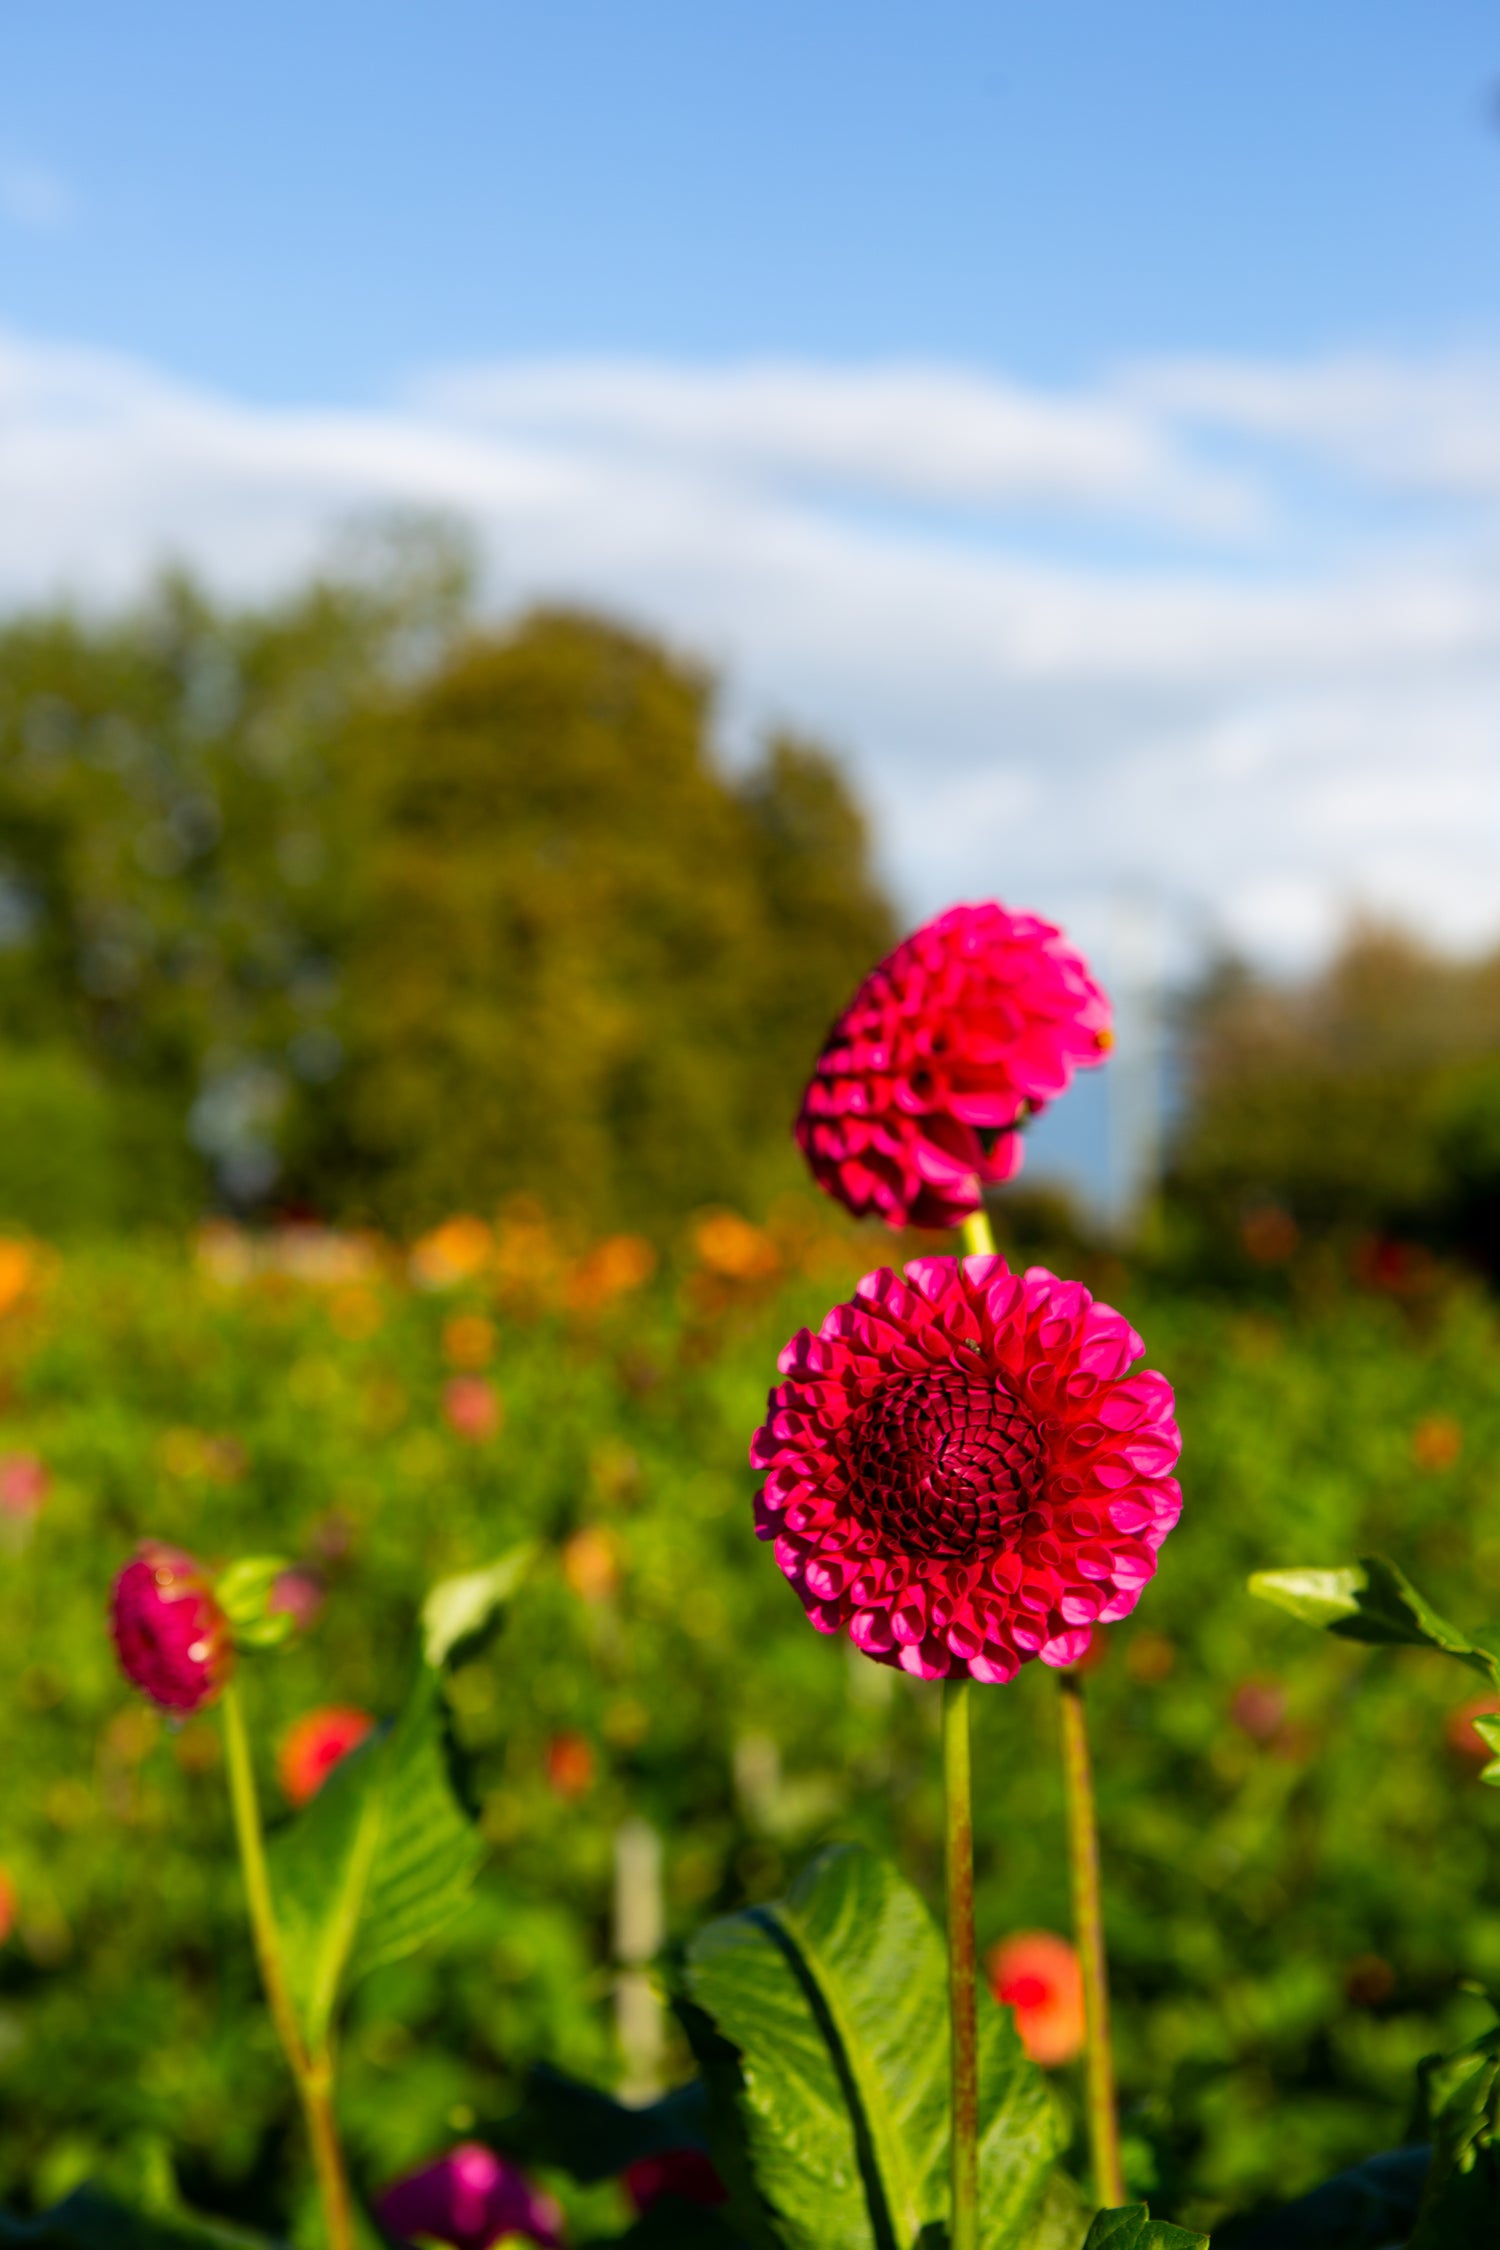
1058 1670 1124 2209
220 1682 357 2250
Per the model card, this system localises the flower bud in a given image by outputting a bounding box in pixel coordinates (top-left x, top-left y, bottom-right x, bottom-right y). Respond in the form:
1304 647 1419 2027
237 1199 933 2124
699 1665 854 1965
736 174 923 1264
110 1542 233 1713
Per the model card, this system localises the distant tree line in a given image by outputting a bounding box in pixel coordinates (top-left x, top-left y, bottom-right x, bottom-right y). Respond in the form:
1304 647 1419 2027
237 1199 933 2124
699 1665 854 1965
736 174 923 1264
1168 923 1500 1279
0 520 894 1238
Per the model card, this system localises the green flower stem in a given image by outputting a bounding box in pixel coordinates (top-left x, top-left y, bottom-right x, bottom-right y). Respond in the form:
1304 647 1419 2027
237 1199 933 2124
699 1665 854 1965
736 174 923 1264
1058 1671 1125 2211
221 1681 356 2250
942 1678 979 2250
959 1209 997 1259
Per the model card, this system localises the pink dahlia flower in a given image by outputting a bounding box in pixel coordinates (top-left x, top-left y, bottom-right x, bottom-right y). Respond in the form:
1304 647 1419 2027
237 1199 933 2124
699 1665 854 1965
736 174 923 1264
749 1254 1180 1681
109 1542 233 1713
796 901 1111 1229
377 2143 562 2250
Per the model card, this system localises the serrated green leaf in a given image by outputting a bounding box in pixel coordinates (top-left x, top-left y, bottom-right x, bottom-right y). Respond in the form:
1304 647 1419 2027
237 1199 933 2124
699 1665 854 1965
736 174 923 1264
1081 2206 1208 2250
1249 1557 1500 1685
269 1547 530 2050
682 1842 1062 2250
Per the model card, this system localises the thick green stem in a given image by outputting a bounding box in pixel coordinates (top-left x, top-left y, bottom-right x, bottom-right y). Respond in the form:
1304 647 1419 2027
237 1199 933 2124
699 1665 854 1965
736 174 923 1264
960 1207 997 1259
221 1683 356 2250
943 1679 979 2250
1058 1672 1125 2210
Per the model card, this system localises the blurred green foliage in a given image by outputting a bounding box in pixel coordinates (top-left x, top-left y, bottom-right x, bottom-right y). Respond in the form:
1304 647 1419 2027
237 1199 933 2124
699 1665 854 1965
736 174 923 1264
2 1215 1500 2237
1168 925 1500 1279
0 529 890 1237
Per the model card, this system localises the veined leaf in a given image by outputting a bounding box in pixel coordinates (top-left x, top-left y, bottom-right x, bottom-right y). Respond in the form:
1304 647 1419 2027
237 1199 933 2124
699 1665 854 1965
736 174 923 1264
1081 2207 1208 2250
1248 1556 1500 1686
269 1546 529 2051
682 1842 1062 2250
1408 2009 1500 2249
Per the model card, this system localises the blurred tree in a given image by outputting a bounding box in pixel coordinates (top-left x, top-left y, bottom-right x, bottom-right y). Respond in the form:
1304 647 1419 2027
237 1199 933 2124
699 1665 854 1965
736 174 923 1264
327 611 893 1233
1167 922 1500 1273
0 547 892 1236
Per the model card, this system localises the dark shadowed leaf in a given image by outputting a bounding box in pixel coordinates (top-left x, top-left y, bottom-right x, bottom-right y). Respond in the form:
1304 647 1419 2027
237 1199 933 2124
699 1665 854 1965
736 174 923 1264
1214 2144 1429 2249
494 2066 714 2184
682 1842 1062 2250
1408 2009 1500 2249
0 2187 270 2250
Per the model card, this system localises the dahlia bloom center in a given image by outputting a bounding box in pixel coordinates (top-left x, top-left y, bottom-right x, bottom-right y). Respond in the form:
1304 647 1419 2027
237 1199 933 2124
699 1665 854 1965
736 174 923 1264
848 1365 1044 1560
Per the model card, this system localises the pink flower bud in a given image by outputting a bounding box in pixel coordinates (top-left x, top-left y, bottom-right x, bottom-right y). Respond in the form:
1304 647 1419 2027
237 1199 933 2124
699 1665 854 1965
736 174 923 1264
109 1542 233 1714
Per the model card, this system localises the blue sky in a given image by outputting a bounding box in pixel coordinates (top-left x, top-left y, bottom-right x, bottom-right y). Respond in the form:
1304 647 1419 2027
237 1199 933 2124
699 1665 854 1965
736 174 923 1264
4 1 1499 397
4 4 1500 1217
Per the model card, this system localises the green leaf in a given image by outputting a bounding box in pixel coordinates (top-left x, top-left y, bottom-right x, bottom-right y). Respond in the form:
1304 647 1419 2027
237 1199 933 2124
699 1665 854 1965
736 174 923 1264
1408 2010 1500 2248
422 1545 535 1667
1248 1556 1500 1686
269 1545 530 2050
1081 2207 1208 2250
682 1842 1062 2250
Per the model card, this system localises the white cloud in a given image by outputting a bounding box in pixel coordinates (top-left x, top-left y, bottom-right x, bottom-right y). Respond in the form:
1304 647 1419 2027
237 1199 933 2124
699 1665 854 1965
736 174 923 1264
2 330 1500 970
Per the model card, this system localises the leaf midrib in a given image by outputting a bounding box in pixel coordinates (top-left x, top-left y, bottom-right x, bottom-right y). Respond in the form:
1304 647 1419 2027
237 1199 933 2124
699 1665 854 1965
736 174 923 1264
767 1895 926 2248
303 1757 389 2050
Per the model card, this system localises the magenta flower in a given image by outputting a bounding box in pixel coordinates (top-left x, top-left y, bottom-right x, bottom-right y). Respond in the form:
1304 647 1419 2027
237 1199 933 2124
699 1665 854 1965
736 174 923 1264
377 2144 561 2250
109 1542 233 1714
750 1254 1180 1681
795 901 1111 1229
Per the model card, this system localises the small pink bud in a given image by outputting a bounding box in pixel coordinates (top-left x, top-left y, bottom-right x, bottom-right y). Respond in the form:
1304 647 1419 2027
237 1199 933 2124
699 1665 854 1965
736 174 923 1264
442 1375 501 1444
269 1565 326 1634
109 1542 233 1714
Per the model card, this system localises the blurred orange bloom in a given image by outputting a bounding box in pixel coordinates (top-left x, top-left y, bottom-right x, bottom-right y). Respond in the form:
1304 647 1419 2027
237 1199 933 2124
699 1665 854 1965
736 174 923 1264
0 1241 34 1317
546 1731 595 1798
568 1235 657 1311
0 1866 16 1945
1412 1414 1462 1472
411 1216 493 1290
278 1706 376 1807
562 1526 620 1604
692 1211 780 1282
986 1931 1085 2066
443 1313 496 1369
442 1375 502 1443
1446 1692 1500 1763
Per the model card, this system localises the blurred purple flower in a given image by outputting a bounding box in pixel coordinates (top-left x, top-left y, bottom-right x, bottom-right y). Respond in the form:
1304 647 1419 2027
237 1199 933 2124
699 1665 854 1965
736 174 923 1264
377 2144 562 2250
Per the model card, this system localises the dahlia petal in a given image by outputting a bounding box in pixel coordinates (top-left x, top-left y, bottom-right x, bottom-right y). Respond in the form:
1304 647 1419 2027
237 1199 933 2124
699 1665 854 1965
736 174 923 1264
1040 1628 1093 1668
897 1638 953 1680
850 1607 895 1653
970 1648 1021 1685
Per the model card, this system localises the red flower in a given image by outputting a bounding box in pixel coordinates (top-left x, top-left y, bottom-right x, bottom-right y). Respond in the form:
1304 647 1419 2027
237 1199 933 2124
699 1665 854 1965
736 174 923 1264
795 902 1111 1229
545 1730 595 1798
377 2144 561 2250
109 1543 232 1714
624 2149 728 2214
986 1931 1086 2065
750 1254 1180 1681
278 1706 376 1806
443 1375 502 1443
0 1453 49 1518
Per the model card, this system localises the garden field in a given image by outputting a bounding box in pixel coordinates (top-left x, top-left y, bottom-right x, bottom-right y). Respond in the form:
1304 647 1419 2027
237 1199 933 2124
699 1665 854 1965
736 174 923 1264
1 1205 1499 2239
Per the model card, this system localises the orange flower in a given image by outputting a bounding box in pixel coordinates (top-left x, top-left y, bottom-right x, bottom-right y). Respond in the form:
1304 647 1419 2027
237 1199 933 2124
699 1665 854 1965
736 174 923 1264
442 1376 502 1443
1446 1692 1500 1763
546 1731 595 1798
278 1706 376 1806
1412 1414 1462 1472
986 1930 1086 2066
693 1211 780 1282
443 1314 496 1369
562 1526 620 1604
410 1216 493 1290
0 1866 16 1946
